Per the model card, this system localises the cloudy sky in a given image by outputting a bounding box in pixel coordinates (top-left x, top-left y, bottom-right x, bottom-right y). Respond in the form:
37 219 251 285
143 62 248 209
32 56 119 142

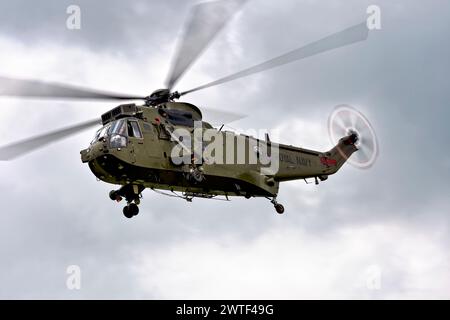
0 0 449 299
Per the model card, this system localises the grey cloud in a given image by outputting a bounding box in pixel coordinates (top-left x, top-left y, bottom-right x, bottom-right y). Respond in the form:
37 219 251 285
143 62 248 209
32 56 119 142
0 0 185 52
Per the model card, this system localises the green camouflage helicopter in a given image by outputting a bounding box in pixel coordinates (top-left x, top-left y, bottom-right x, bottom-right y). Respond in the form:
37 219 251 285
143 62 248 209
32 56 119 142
0 0 377 217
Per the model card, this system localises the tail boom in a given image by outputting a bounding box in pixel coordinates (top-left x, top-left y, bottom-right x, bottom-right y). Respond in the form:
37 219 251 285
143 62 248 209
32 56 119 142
273 133 358 182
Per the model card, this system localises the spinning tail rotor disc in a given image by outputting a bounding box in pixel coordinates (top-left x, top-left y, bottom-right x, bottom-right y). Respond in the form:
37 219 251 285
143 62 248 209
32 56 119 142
328 105 378 169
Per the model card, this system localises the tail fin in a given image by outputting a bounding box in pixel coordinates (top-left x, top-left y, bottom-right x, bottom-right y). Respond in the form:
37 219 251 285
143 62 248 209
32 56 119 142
324 133 358 173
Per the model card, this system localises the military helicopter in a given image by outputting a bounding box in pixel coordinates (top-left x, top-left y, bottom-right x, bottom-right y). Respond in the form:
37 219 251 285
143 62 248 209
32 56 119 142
0 0 377 217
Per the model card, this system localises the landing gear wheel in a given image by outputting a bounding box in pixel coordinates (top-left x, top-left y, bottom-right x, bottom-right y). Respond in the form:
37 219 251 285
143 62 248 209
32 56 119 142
274 204 285 214
191 168 204 182
109 190 117 201
268 197 285 214
123 206 133 219
109 190 122 202
129 203 139 216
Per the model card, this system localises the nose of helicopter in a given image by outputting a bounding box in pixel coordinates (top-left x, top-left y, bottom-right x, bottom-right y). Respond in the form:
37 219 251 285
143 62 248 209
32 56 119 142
80 148 91 163
80 139 108 163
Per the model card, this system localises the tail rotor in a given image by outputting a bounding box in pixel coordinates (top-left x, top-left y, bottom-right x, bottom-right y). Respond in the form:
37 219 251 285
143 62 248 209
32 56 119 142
328 105 378 169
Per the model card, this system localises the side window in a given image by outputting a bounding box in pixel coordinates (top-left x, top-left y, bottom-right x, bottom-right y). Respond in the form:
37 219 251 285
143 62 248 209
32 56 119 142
128 120 143 139
162 109 194 127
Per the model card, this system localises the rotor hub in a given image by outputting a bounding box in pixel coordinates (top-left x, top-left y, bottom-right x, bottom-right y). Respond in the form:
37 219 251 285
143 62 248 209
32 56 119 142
346 129 360 146
145 89 181 106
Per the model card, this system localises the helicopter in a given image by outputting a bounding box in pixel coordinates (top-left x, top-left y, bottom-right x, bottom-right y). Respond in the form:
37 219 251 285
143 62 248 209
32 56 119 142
0 0 378 217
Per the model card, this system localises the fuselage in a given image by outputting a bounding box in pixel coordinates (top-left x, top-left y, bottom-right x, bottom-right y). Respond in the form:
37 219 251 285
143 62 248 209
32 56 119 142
81 102 354 198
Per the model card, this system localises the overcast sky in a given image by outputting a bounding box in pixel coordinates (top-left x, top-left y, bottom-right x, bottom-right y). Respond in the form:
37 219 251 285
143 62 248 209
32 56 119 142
0 0 449 299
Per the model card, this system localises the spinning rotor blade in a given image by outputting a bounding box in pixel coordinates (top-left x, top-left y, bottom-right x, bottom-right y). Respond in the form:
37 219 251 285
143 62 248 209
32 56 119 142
0 118 100 161
0 76 145 101
328 105 378 169
165 0 246 90
201 107 246 124
180 22 369 96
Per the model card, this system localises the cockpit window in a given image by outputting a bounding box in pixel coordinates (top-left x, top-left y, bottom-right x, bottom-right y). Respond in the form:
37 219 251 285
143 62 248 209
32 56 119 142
128 120 143 138
99 124 110 137
91 130 100 144
91 119 143 144
91 124 111 144
110 119 127 136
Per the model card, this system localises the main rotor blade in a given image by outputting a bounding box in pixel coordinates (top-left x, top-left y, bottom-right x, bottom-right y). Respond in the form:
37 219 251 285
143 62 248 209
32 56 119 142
181 21 369 95
201 107 247 124
0 76 145 101
165 0 246 90
0 118 100 161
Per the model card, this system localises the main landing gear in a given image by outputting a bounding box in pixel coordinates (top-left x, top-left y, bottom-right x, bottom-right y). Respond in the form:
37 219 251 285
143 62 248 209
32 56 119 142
122 203 139 218
109 184 144 219
268 197 285 214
